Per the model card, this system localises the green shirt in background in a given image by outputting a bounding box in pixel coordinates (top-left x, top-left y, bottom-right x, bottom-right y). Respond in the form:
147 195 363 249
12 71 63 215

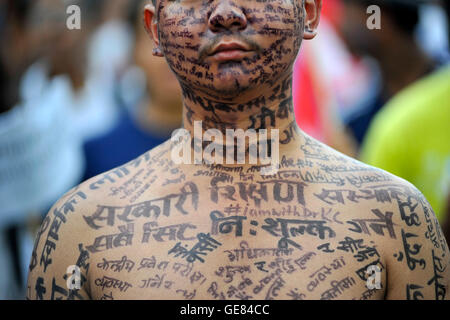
361 65 450 223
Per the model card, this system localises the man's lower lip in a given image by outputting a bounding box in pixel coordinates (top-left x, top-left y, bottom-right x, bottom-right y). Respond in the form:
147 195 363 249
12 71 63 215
210 50 251 62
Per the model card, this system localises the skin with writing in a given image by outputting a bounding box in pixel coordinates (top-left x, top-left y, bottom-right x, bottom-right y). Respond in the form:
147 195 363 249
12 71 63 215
27 0 450 300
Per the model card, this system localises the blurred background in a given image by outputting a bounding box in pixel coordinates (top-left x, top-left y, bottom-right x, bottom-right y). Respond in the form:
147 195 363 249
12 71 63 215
0 0 449 299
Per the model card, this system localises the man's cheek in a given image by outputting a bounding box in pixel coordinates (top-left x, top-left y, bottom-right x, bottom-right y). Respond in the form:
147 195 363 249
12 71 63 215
159 11 204 48
160 40 206 83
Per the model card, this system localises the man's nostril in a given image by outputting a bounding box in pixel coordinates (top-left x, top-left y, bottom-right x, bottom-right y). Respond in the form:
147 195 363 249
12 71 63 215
210 15 225 27
208 6 247 31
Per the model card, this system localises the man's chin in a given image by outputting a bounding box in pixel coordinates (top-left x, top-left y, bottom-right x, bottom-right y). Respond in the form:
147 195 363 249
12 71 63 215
183 75 256 101
210 70 253 96
208 79 252 98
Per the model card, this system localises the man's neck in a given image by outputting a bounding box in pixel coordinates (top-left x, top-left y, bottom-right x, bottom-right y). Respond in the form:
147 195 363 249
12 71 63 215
177 73 305 168
181 74 298 133
137 99 183 135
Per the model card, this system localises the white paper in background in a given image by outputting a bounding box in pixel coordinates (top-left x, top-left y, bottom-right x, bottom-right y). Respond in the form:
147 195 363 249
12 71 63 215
416 4 450 63
0 62 85 228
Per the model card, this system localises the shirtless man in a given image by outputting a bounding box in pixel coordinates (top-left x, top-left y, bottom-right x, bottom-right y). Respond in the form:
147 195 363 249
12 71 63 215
27 0 450 300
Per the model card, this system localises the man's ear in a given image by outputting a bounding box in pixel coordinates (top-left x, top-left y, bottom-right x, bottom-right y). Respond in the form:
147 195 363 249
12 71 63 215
144 4 163 56
303 0 322 40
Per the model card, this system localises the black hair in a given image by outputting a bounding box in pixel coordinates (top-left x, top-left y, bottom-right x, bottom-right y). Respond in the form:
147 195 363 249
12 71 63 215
7 0 33 24
0 59 8 113
0 60 20 114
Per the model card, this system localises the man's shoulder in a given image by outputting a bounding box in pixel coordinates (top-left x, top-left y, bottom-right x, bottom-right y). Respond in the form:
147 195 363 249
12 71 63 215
53 139 174 222
309 140 450 299
301 134 409 187
38 141 172 239
301 135 437 222
85 140 171 189
26 142 175 299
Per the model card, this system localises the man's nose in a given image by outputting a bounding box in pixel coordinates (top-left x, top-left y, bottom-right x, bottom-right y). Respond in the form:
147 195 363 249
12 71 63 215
208 1 247 32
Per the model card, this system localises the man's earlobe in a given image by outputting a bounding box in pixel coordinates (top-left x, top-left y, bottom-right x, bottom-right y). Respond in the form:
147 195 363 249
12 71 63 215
152 47 164 57
304 24 317 40
303 0 322 40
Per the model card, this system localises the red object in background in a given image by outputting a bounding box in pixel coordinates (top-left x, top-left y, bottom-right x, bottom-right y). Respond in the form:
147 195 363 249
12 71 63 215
293 53 324 141
293 0 342 141
322 0 343 26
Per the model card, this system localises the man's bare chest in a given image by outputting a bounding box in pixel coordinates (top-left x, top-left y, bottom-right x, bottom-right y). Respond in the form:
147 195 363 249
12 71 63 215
85 205 387 300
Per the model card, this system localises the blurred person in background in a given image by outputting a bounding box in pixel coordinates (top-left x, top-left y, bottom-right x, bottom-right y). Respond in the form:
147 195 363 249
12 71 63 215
0 0 89 298
442 0 450 247
338 0 441 147
0 0 35 299
292 0 359 158
82 0 183 180
72 0 132 143
360 0 450 227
